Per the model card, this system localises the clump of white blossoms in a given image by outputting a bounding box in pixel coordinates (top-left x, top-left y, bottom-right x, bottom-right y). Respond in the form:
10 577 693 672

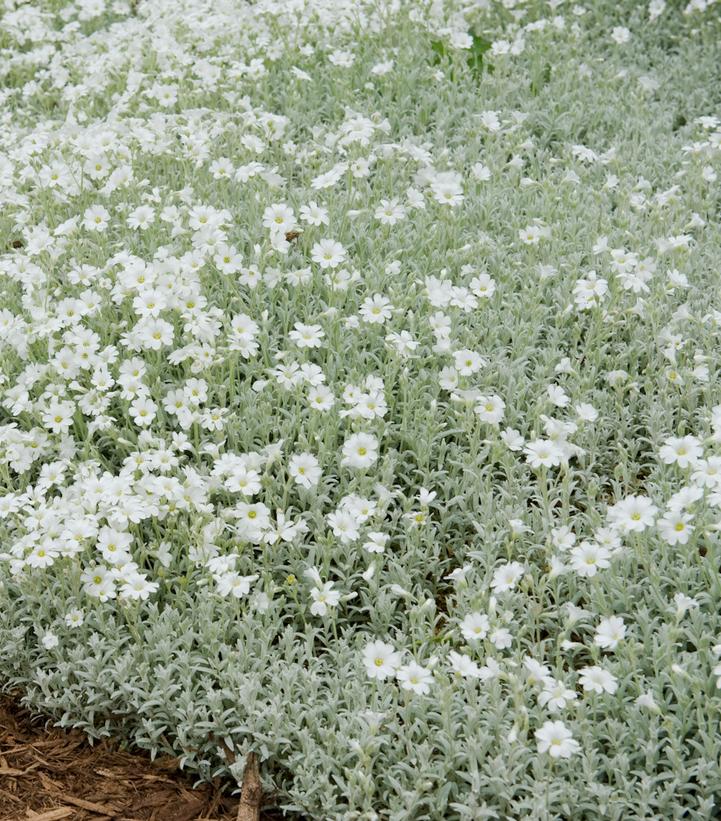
1 0 721 817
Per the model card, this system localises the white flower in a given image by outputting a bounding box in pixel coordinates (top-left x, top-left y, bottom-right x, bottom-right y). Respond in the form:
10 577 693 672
418 487 436 506
310 581 340 616
396 661 433 694
648 0 666 21
311 239 346 269
374 198 406 225
535 721 580 758
359 294 393 324
41 632 59 650
659 435 702 469
443 564 473 583
26 544 56 569
575 402 599 422
524 657 551 686
658 510 694 545
127 205 155 230
574 271 609 309
692 457 721 488
611 26 631 44
136 317 174 350
579 665 618 694
594 616 626 651
606 369 629 387
371 59 394 76
594 527 623 553
552 526 576 551
81 565 116 601
673 592 699 616
216 572 259 598
547 385 570 408
635 691 659 711
119 572 160 601
570 542 611 577
460 612 490 642
453 349 486 376
478 110 501 132
363 640 402 681
362 531 389 553
83 205 110 231
538 677 577 712
289 322 325 349
262 202 296 232
491 562 525 594
43 400 75 434
341 433 379 469
129 396 157 427
308 385 335 412
475 394 505 424
524 439 562 468
225 466 262 496
501 427 525 451
448 651 482 679
476 658 502 682
430 171 464 206
606 495 658 533
326 510 360 544
519 223 549 245
299 201 329 226
289 452 322 489
64 608 85 628
490 627 512 649
471 163 492 182
328 50 354 68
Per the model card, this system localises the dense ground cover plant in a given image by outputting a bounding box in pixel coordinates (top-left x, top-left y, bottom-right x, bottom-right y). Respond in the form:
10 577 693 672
1 0 721 817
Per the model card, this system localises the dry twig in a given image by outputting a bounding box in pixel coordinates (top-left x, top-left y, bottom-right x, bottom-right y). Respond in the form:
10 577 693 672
236 753 262 821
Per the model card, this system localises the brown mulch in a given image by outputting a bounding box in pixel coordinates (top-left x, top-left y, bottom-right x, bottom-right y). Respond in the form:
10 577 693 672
0 696 283 821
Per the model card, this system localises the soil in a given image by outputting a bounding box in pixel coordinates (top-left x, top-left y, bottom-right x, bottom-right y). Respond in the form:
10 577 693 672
0 695 282 821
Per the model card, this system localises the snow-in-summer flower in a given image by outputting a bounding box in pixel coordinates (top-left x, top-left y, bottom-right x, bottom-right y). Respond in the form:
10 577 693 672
341 433 379 469
535 721 580 758
396 661 433 694
594 616 627 651
363 641 402 681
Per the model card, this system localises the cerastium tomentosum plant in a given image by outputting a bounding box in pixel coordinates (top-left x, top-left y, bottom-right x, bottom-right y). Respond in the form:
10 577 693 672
1 0 721 817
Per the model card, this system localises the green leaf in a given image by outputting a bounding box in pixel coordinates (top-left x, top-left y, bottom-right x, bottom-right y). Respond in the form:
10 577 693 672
430 39 447 65
531 61 552 95
468 32 493 78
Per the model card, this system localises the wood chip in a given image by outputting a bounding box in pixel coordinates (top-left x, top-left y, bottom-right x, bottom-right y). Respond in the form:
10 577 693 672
25 809 75 821
94 768 122 779
0 785 23 804
28 739 70 749
0 764 27 775
38 772 63 791
50 793 119 816
139 772 177 784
